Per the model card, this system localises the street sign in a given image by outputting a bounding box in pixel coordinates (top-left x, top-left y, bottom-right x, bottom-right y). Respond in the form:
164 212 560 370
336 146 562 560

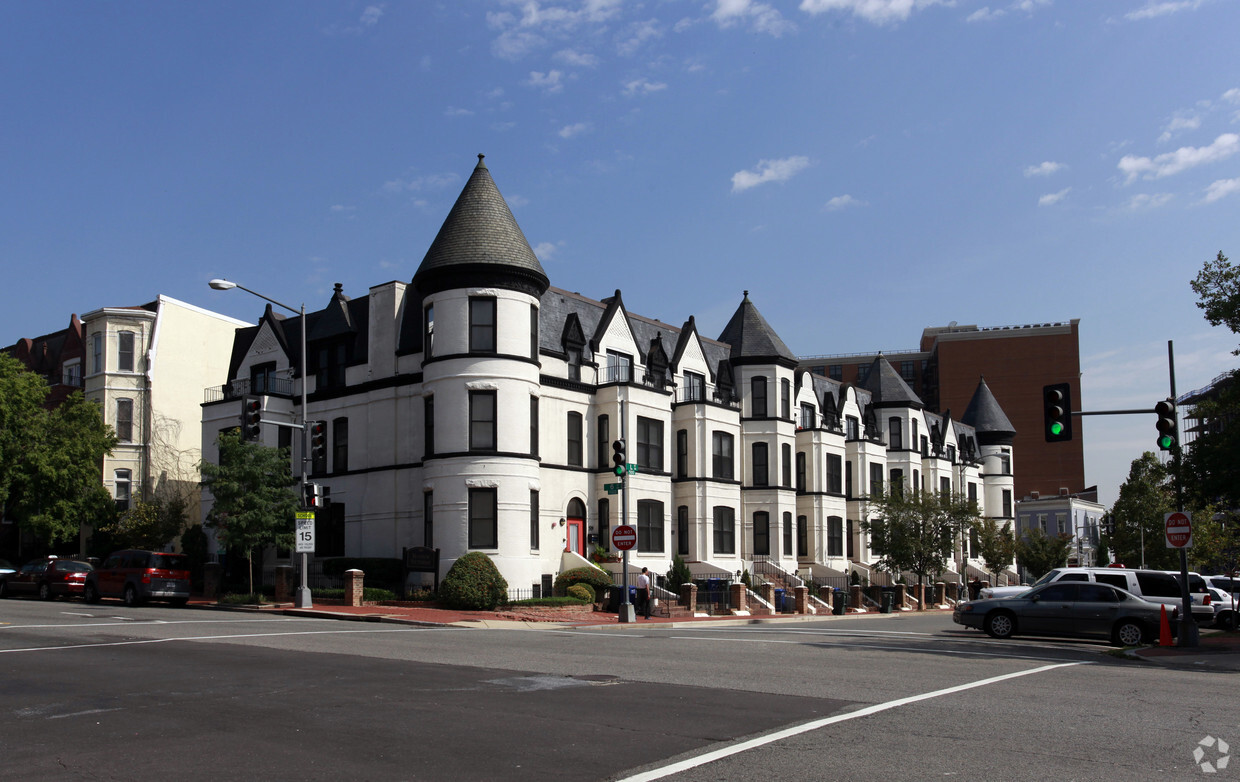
612 524 637 551
1165 511 1192 549
603 482 621 494
627 463 639 474
296 512 316 554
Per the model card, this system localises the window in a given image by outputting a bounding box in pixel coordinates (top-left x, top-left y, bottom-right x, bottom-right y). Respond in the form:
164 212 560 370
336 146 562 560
826 454 843 494
752 442 769 486
845 460 853 499
118 331 135 372
713 506 735 554
423 395 435 458
968 482 978 506
423 492 433 548
92 332 103 373
784 512 794 557
636 416 663 472
797 514 807 557
63 360 81 387
946 444 956 463
530 304 539 360
712 432 734 480
940 476 951 496
912 419 919 447
920 435 929 455
781 443 792 488
677 506 689 556
606 350 631 384
676 429 688 478
596 415 609 469
888 417 902 450
315 341 349 389
598 498 610 552
250 362 277 394
469 297 496 353
683 371 705 402
423 304 434 357
530 490 540 550
115 398 133 442
468 488 497 549
796 451 806 492
567 412 583 466
530 396 539 457
869 463 883 497
751 377 768 418
828 364 842 381
800 403 815 429
333 417 348 472
890 468 904 492
469 391 496 452
846 415 859 439
846 519 855 557
828 516 844 556
753 511 770 556
638 500 664 553
780 378 791 419
969 526 980 558
1000 451 1011 475
856 365 870 384
567 348 581 382
114 469 131 511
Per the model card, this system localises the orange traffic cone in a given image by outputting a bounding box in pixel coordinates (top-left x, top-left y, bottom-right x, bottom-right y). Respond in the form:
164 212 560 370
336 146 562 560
1159 604 1173 647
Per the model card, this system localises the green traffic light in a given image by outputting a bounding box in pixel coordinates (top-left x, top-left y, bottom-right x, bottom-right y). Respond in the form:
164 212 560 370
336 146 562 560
614 465 626 477
1049 422 1063 436
1157 434 1173 450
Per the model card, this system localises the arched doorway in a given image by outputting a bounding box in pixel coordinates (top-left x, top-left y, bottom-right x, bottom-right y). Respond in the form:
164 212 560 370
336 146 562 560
565 498 587 557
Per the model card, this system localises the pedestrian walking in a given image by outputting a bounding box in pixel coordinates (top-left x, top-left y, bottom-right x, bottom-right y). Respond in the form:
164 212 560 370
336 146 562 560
637 567 651 619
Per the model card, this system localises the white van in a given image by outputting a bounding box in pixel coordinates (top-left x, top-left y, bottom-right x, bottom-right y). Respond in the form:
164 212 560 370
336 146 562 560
978 567 1214 623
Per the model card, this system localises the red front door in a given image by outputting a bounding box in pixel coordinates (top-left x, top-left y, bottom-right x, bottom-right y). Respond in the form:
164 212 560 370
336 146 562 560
566 519 585 556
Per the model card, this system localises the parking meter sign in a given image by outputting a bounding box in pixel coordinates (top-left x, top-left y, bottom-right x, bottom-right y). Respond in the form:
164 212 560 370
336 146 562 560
612 525 637 551
1165 511 1192 549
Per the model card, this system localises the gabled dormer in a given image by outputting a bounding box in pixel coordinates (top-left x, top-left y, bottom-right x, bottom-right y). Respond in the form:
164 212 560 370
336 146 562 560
592 289 639 384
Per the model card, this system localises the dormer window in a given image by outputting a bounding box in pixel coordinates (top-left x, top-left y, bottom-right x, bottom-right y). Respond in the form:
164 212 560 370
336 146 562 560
683 371 705 402
470 297 496 353
315 341 349 389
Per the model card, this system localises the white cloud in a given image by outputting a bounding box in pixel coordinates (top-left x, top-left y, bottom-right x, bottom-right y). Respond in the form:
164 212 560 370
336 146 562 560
532 240 564 260
558 122 591 138
1037 187 1071 206
360 5 384 27
1117 133 1240 183
555 49 598 67
731 156 811 193
967 7 1002 22
1201 177 1240 204
1157 115 1201 143
1023 161 1063 177
824 194 866 211
617 19 663 55
1124 1 1207 21
488 0 623 60
526 70 565 93
799 0 945 25
622 78 668 97
444 106 475 117
1125 192 1174 210
1223 88 1240 104
711 0 796 36
382 172 460 194
966 0 1049 22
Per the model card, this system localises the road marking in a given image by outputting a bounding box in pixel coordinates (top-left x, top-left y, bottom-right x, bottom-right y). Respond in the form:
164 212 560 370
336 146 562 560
0 626 435 654
617 661 1089 782
48 707 123 720
0 617 316 631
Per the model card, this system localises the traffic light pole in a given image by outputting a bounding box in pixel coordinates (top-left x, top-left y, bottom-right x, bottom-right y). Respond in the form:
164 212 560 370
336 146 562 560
617 398 635 624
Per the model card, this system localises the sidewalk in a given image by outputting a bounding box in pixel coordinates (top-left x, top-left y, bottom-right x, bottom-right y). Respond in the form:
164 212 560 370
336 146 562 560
1130 631 1240 673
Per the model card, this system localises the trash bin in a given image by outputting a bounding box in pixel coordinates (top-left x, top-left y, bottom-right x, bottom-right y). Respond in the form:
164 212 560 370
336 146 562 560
880 588 895 613
833 589 846 615
607 586 623 612
773 588 785 613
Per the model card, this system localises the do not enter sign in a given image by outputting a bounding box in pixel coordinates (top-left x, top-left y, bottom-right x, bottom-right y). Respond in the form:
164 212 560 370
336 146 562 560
612 524 637 551
1165 511 1192 549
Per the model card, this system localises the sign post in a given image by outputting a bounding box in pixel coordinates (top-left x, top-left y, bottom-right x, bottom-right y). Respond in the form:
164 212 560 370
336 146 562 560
1165 511 1192 549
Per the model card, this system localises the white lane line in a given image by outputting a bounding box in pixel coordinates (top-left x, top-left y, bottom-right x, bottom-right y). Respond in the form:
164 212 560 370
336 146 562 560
0 617 315 631
617 661 1089 782
49 708 123 720
0 626 433 654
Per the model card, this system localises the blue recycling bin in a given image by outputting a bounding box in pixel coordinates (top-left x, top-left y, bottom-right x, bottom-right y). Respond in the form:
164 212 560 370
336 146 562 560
774 588 788 613
833 588 846 615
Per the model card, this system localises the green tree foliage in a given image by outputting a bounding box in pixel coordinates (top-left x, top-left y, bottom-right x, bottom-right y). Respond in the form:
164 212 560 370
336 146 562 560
1191 251 1240 353
864 488 981 593
1109 452 1176 570
199 430 297 594
1014 528 1074 581
0 355 118 546
665 553 692 594
553 565 613 597
974 517 1016 584
439 551 508 610
99 496 188 551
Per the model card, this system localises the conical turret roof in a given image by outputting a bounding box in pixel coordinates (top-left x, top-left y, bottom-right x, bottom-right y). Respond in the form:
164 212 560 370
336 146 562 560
961 376 1016 445
717 291 798 367
412 154 549 298
861 355 924 409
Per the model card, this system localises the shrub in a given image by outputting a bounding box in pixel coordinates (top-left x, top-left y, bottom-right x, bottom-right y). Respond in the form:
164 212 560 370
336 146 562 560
313 587 398 602
666 554 692 593
566 583 594 602
554 566 613 597
439 552 508 610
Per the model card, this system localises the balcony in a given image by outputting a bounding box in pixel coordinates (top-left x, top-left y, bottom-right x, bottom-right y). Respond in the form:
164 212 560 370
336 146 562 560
204 375 295 403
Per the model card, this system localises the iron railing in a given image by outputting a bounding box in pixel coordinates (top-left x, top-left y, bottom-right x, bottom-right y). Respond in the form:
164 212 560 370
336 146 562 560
204 375 296 403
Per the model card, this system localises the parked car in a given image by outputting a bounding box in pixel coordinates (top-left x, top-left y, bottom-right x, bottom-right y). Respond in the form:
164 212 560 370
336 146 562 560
954 581 1175 646
1206 586 1237 630
84 550 191 606
0 559 14 577
0 556 94 600
977 567 1213 624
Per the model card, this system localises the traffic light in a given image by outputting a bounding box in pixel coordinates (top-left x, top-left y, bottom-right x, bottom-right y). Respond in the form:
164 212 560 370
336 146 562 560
1042 383 1073 442
612 439 626 477
242 396 263 442
302 482 323 509
310 421 327 461
1154 399 1177 451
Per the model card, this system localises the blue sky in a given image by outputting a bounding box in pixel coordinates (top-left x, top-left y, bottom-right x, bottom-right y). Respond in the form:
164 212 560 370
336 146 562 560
2 0 1238 506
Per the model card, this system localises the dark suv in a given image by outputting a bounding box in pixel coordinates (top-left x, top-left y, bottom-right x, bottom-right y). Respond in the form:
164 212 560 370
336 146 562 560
0 557 93 600
84 550 191 606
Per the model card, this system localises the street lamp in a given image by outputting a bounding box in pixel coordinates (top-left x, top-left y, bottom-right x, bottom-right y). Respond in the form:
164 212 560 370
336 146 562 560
209 278 312 609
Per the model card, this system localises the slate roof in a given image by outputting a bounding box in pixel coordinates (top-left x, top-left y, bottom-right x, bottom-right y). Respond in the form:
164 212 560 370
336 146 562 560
960 376 1016 442
716 292 798 365
412 154 548 294
861 355 924 409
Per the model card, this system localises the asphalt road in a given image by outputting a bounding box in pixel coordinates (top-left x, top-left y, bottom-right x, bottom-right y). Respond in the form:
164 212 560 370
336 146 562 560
0 599 1233 781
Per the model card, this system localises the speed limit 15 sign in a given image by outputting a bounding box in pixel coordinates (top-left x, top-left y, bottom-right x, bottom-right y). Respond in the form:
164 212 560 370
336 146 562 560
296 512 316 554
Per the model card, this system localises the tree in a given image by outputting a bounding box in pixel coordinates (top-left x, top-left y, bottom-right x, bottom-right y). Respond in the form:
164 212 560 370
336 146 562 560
199 430 298 594
1014 528 1073 581
99 495 188 551
864 488 979 604
1191 251 1240 353
1109 452 1176 570
974 517 1016 585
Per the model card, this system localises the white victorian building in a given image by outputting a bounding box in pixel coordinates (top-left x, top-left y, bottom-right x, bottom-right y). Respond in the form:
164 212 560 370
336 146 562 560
200 155 1018 594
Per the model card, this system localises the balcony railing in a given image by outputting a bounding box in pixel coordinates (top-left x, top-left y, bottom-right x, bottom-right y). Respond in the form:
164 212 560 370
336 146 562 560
204 375 295 403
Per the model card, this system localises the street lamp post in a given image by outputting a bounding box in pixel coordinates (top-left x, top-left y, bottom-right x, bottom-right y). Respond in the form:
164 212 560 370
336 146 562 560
209 279 313 608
